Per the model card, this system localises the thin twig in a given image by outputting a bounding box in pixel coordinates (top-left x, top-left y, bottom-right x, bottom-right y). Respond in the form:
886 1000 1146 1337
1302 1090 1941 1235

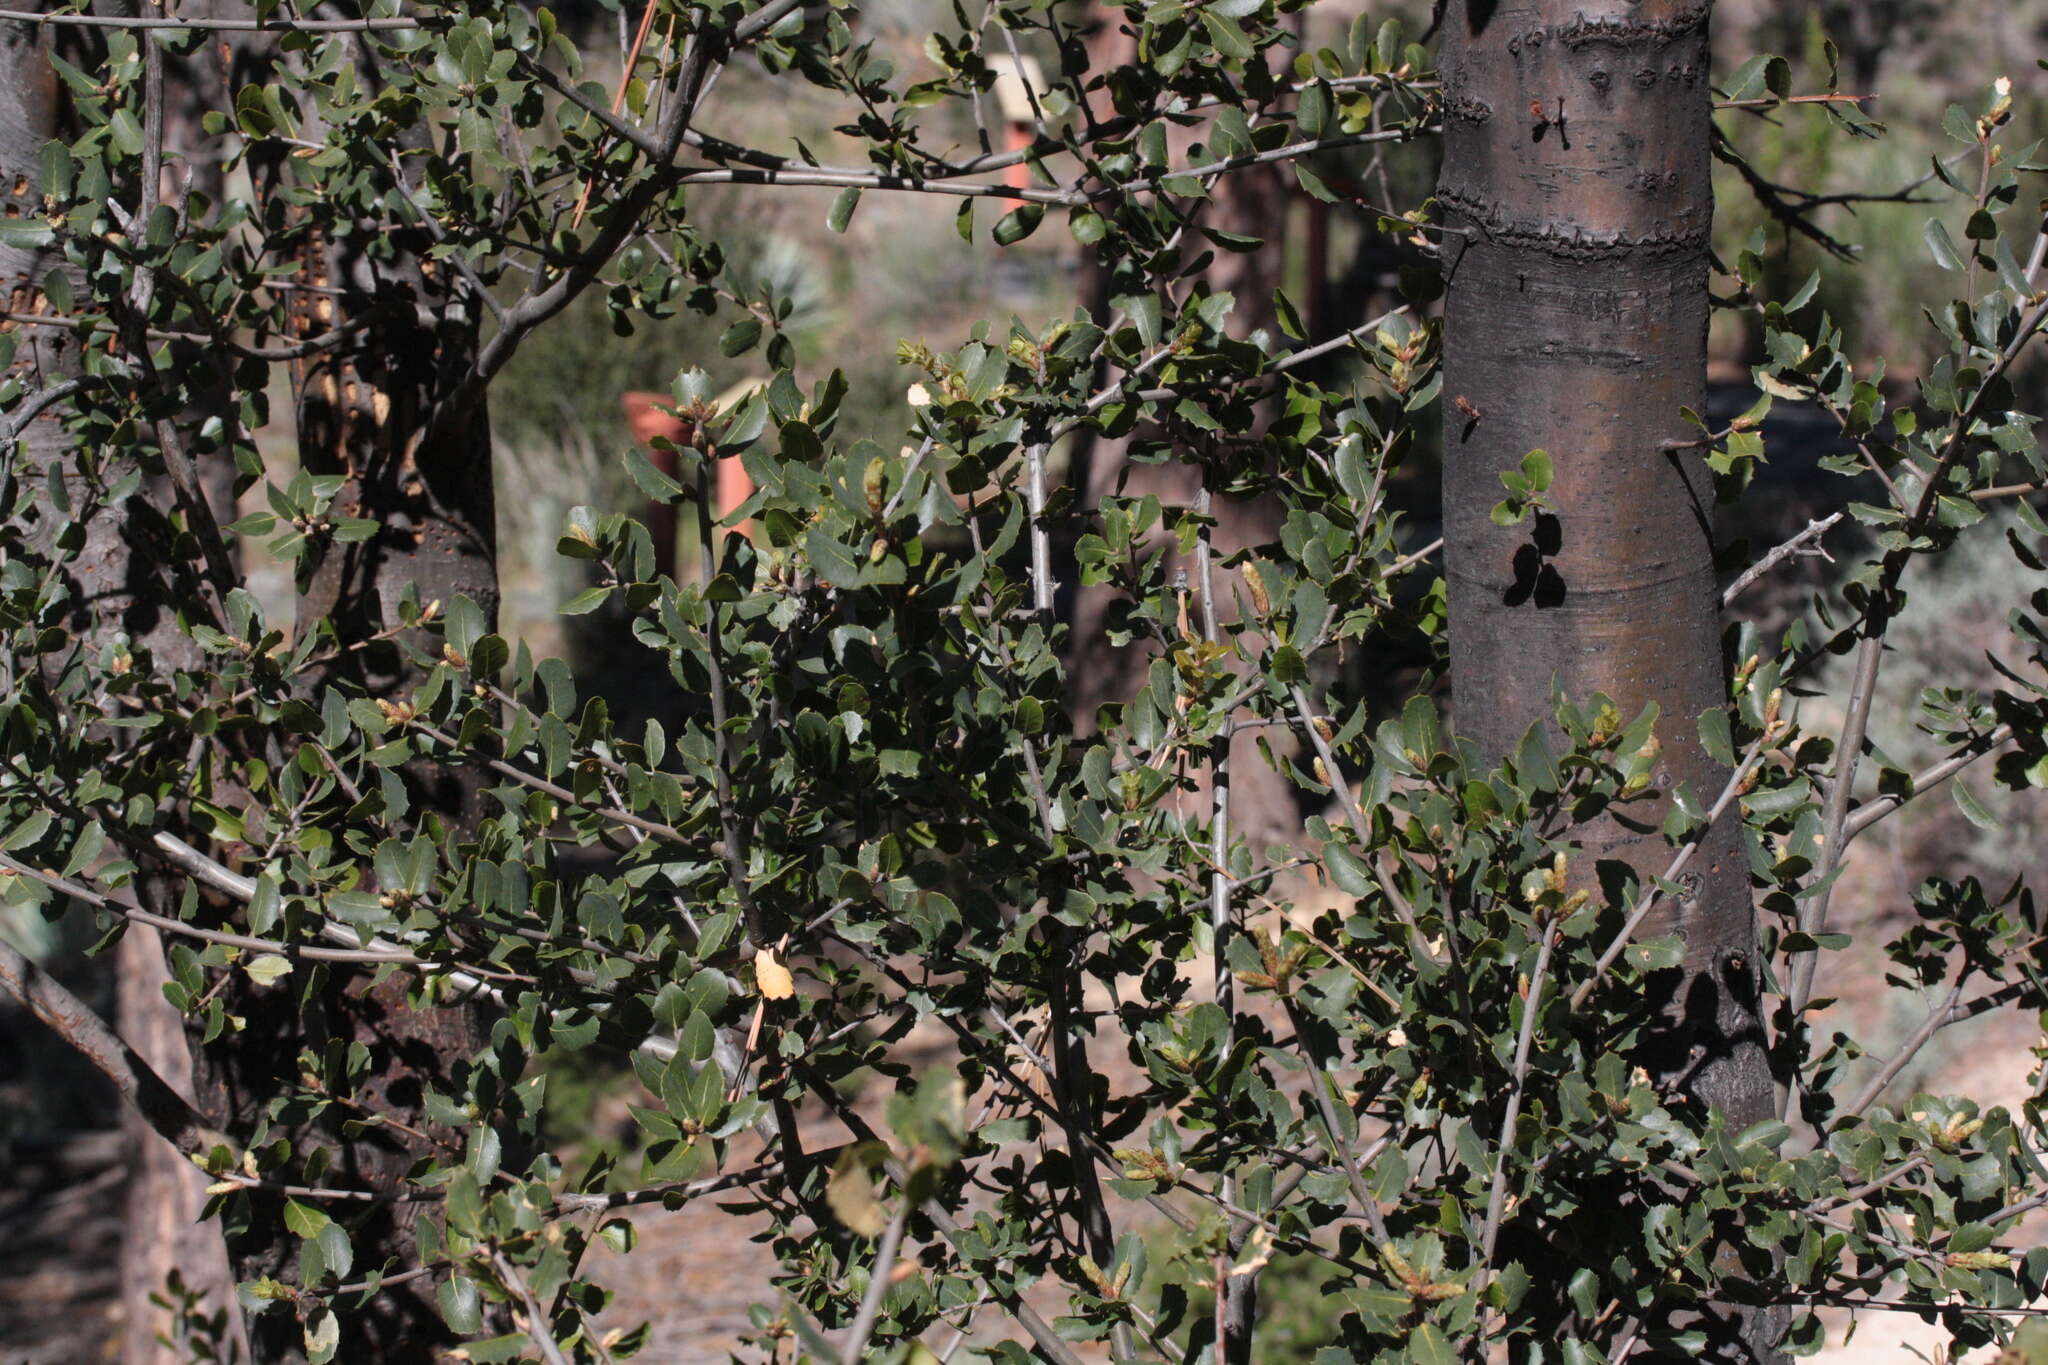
1722 513 1841 607
570 0 663 228
1777 236 2048 1047
1385 536 1443 578
839 1199 910 1365
1027 439 1053 615
492 1252 573 1365
1117 126 1437 201
0 848 457 967
1841 724 2016 841
1288 685 1434 957
0 375 88 442
918 1199 1087 1365
1773 1294 2048 1320
1786 626 1885 1023
1569 735 1775 1012
409 719 687 843
695 454 765 948
86 835 701 1065
1713 92 1873 110
1972 479 2048 502
1196 488 1253 1362
1281 997 1393 1245
670 164 1079 206
1478 930 1555 1270
1836 982 1968 1122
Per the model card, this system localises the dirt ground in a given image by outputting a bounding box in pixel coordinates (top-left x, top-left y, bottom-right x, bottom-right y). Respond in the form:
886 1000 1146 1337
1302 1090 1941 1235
0 1133 125 1364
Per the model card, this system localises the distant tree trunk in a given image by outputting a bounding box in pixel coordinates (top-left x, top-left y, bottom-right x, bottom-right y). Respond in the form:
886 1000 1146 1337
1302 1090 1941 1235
117 15 261 1359
119 929 251 1365
0 20 248 1361
266 212 496 1365
289 234 500 676
1066 7 1298 857
1060 13 1297 1361
1436 2 1782 1358
0 28 87 608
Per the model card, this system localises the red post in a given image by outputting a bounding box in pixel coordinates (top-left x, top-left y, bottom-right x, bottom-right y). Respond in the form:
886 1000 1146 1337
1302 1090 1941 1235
621 391 755 581
1004 121 1034 193
988 54 1048 202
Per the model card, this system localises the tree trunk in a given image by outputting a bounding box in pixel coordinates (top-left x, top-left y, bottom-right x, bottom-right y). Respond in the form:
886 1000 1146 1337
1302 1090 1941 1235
1436 2 1782 1358
183 38 499 1363
118 17 263 1357
1065 7 1299 858
119 929 252 1365
0 23 86 601
0 20 248 1360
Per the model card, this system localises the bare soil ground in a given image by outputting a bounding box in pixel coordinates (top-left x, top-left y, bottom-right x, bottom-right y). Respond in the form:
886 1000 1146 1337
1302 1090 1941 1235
0 1133 124 1364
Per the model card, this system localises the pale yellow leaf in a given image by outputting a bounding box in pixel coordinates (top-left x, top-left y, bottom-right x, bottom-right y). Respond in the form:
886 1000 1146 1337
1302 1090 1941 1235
244 953 293 986
754 948 795 1000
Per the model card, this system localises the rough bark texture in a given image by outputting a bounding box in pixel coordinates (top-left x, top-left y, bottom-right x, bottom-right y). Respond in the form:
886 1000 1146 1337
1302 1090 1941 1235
0 21 249 1361
0 21 90 606
289 235 500 670
118 929 254 1365
264 257 491 1365
1436 2 1782 1358
177 39 499 1364
114 17 274 1359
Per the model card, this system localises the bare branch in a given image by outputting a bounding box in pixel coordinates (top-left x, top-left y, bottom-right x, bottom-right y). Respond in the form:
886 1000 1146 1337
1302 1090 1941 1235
0 932 232 1162
1123 125 1437 200
1570 734 1776 1012
1786 627 1884 1022
838 1199 910 1365
670 164 1080 206
1479 930 1556 1271
492 1252 573 1365
1722 513 1841 607
1836 983 1967 1122
1282 997 1394 1245
1843 724 2016 842
920 1200 1088 1365
1288 684 1434 956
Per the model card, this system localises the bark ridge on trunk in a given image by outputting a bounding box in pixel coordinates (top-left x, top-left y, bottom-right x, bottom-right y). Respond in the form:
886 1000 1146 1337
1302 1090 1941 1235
1437 3 1783 1357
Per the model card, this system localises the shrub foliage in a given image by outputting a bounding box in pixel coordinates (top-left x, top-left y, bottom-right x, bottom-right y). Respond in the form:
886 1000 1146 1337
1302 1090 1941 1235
0 2 2045 1363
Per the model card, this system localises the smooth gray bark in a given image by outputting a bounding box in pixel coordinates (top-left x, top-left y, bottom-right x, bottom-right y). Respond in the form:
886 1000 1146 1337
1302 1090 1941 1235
1437 3 1784 1357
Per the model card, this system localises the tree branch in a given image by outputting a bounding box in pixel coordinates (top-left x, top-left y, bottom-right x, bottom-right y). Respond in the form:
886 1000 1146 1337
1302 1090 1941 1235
1842 724 2016 842
1479 929 1555 1271
0 931 233 1162
1835 982 1967 1122
1722 513 1841 607
838 1198 909 1365
1570 734 1776 1012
